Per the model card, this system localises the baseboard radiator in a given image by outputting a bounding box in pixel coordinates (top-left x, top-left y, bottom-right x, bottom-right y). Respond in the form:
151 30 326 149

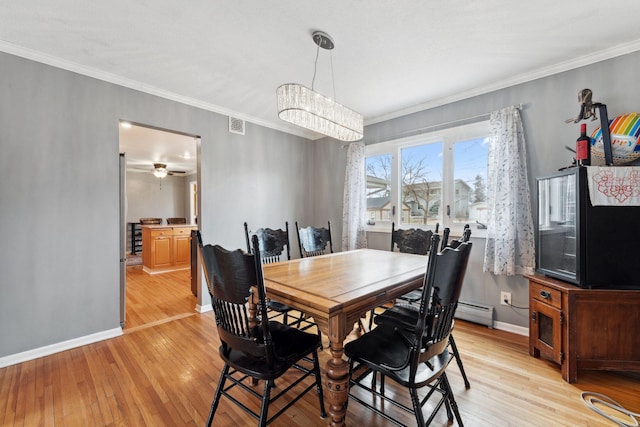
455 300 494 328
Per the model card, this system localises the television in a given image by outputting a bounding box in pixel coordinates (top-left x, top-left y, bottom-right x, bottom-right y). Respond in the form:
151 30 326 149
536 166 640 289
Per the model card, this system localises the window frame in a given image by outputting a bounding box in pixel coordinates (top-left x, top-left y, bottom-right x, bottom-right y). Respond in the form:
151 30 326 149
365 120 489 238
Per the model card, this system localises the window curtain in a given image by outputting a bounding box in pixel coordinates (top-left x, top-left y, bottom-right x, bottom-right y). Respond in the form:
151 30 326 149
342 141 368 251
483 106 535 275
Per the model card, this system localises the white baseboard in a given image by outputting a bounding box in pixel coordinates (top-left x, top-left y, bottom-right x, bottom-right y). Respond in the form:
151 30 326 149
196 303 212 313
493 320 529 336
0 327 123 368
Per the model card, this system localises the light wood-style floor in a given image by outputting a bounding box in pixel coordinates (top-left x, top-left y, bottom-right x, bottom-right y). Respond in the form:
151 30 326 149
1 267 638 426
124 265 197 332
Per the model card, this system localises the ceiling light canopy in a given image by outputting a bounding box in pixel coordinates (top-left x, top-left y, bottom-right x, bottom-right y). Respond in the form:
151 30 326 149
277 31 363 142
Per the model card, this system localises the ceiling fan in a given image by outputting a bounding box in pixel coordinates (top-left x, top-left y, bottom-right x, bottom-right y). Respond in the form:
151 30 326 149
133 162 186 178
152 163 186 178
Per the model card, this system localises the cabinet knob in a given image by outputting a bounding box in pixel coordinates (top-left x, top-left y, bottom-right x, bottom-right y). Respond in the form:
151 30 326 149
540 290 551 300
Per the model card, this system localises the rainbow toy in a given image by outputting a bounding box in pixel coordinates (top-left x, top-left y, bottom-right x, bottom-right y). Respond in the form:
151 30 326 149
590 112 640 165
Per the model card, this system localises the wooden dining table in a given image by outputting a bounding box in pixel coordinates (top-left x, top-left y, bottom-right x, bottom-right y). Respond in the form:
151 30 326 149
261 248 428 427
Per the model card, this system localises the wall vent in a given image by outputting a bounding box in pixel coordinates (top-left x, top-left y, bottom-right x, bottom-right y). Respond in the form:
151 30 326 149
455 300 494 328
228 116 245 135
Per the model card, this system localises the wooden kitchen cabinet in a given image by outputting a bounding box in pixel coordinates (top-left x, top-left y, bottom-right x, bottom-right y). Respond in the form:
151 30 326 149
173 227 192 266
142 225 196 274
526 273 640 383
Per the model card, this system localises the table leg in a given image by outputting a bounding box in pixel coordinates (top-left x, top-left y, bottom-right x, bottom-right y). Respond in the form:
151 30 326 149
325 340 349 427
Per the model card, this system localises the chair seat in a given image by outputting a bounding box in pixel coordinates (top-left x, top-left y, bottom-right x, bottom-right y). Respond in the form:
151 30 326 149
345 324 451 388
373 302 471 389
221 321 321 380
267 300 291 313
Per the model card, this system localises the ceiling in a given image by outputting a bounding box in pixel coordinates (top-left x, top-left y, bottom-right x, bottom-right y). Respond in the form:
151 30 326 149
119 124 198 175
2 1 640 148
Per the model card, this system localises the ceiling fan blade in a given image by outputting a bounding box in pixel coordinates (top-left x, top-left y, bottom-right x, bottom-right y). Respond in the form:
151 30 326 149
167 170 186 174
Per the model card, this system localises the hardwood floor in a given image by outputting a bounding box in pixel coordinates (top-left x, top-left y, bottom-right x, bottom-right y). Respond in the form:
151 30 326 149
1 288 639 425
124 265 196 331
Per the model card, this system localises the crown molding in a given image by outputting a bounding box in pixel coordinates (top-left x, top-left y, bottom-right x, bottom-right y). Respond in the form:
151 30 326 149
0 40 319 140
365 39 640 126
3 39 640 136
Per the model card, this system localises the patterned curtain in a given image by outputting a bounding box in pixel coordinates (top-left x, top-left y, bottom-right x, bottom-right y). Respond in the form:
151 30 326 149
483 106 535 275
342 141 368 251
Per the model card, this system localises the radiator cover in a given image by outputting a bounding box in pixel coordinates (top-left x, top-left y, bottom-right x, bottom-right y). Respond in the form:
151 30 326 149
455 300 494 328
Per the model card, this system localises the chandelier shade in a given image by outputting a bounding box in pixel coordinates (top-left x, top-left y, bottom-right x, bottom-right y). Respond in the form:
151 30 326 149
277 83 363 142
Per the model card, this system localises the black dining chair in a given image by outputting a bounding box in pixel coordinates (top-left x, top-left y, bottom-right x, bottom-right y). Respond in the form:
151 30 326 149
295 221 333 258
345 234 466 426
390 222 434 304
295 220 369 333
366 222 434 331
244 222 320 339
374 229 473 389
197 231 326 427
166 217 187 224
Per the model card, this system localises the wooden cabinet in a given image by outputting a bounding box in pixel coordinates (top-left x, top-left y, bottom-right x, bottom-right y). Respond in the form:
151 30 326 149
173 228 192 266
529 279 564 365
142 225 196 274
526 273 640 383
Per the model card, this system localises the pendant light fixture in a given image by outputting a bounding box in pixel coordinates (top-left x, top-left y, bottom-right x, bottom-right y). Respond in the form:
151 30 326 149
277 31 363 142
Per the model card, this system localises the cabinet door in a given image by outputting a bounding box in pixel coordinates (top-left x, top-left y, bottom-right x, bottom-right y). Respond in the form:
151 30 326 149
530 299 563 364
173 235 191 266
152 236 173 268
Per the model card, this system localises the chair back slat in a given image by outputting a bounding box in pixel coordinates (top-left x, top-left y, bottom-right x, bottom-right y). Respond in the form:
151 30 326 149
418 302 457 363
295 221 333 258
440 227 450 251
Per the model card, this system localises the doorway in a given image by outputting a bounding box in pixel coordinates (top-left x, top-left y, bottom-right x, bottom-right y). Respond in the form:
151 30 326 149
119 121 200 330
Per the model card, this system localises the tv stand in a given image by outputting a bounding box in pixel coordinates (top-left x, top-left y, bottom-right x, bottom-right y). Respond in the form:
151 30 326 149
526 273 640 383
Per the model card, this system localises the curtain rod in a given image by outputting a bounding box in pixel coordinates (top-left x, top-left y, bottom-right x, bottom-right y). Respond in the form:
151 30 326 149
343 103 524 147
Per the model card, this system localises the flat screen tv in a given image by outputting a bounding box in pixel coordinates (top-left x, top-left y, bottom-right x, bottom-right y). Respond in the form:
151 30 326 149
536 166 640 289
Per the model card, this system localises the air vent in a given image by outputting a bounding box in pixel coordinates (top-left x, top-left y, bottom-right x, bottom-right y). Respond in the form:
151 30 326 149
228 116 245 135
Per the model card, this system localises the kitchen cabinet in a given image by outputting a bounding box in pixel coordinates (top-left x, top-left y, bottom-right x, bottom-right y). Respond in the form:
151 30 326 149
142 225 196 274
172 227 192 266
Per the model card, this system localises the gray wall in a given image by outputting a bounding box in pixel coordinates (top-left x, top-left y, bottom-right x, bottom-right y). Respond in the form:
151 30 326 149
0 52 315 358
125 171 189 224
2 48 639 358
340 51 640 328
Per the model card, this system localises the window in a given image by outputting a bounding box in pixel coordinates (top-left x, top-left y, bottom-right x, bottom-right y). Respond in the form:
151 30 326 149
365 121 489 235
365 153 392 225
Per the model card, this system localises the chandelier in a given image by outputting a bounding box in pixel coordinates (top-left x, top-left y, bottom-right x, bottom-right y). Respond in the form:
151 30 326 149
277 31 363 142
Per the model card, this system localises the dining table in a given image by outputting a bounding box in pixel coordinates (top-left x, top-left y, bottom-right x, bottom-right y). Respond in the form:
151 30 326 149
261 248 428 427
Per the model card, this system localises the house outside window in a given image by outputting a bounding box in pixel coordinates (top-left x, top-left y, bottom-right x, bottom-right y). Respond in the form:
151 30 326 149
365 121 489 235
